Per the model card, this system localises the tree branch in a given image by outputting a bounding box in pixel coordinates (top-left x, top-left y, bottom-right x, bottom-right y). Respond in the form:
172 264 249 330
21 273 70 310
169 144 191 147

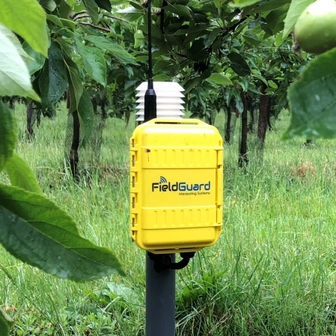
78 22 111 32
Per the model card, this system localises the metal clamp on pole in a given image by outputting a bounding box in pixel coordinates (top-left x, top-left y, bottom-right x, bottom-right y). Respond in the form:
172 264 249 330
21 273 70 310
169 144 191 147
148 252 195 273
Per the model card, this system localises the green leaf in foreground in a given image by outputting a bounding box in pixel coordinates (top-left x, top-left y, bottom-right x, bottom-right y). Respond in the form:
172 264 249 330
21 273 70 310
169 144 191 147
227 52 251 77
165 5 191 18
0 0 48 57
40 0 57 12
23 41 46 75
75 36 107 86
84 35 137 65
78 89 94 147
64 56 83 112
207 73 233 85
83 0 99 24
0 308 13 336
4 153 42 194
0 25 40 101
39 41 68 109
249 0 290 14
0 102 17 173
283 48 336 139
283 0 315 38
0 184 124 280
95 0 112 11
230 0 260 7
0 25 32 64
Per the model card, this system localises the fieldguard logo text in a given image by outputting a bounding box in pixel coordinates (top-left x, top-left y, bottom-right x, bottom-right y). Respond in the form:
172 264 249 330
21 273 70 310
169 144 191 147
152 176 211 196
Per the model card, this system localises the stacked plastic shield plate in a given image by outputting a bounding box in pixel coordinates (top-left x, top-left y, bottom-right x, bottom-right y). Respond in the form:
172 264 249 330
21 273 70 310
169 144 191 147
136 81 185 121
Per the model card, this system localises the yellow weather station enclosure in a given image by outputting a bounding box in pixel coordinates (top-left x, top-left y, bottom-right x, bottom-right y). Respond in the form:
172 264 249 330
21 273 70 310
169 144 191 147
130 119 223 254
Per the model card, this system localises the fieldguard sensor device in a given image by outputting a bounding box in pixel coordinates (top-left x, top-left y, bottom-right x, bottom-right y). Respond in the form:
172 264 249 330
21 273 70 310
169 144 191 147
130 117 223 254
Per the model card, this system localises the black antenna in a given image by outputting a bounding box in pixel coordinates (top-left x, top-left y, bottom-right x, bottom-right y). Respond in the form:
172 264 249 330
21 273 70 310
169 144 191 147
144 0 157 122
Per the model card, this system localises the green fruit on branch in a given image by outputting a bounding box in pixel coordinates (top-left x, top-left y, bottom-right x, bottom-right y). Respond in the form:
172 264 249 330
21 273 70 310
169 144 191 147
294 0 336 54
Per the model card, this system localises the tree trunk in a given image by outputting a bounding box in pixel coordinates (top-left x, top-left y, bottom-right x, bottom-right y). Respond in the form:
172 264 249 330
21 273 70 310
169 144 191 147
91 96 98 114
225 99 235 144
160 0 168 33
267 97 275 131
238 92 249 168
225 108 232 144
257 83 270 147
9 98 15 109
69 110 80 180
101 98 108 119
26 101 35 140
248 109 254 133
66 87 70 109
36 109 42 128
125 109 131 126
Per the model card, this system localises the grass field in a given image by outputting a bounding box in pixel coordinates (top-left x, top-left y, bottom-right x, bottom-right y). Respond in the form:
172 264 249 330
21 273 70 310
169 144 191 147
2 103 336 335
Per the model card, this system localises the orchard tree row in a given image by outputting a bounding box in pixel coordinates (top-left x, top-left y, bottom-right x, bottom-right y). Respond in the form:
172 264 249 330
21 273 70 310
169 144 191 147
4 0 334 171
8 0 335 171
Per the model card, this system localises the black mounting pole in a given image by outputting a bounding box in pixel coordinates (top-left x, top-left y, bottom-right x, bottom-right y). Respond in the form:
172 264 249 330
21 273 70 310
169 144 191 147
146 253 175 336
144 1 175 336
144 0 157 123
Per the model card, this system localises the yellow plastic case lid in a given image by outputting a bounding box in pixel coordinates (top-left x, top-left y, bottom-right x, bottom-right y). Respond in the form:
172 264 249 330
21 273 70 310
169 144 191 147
130 118 223 254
